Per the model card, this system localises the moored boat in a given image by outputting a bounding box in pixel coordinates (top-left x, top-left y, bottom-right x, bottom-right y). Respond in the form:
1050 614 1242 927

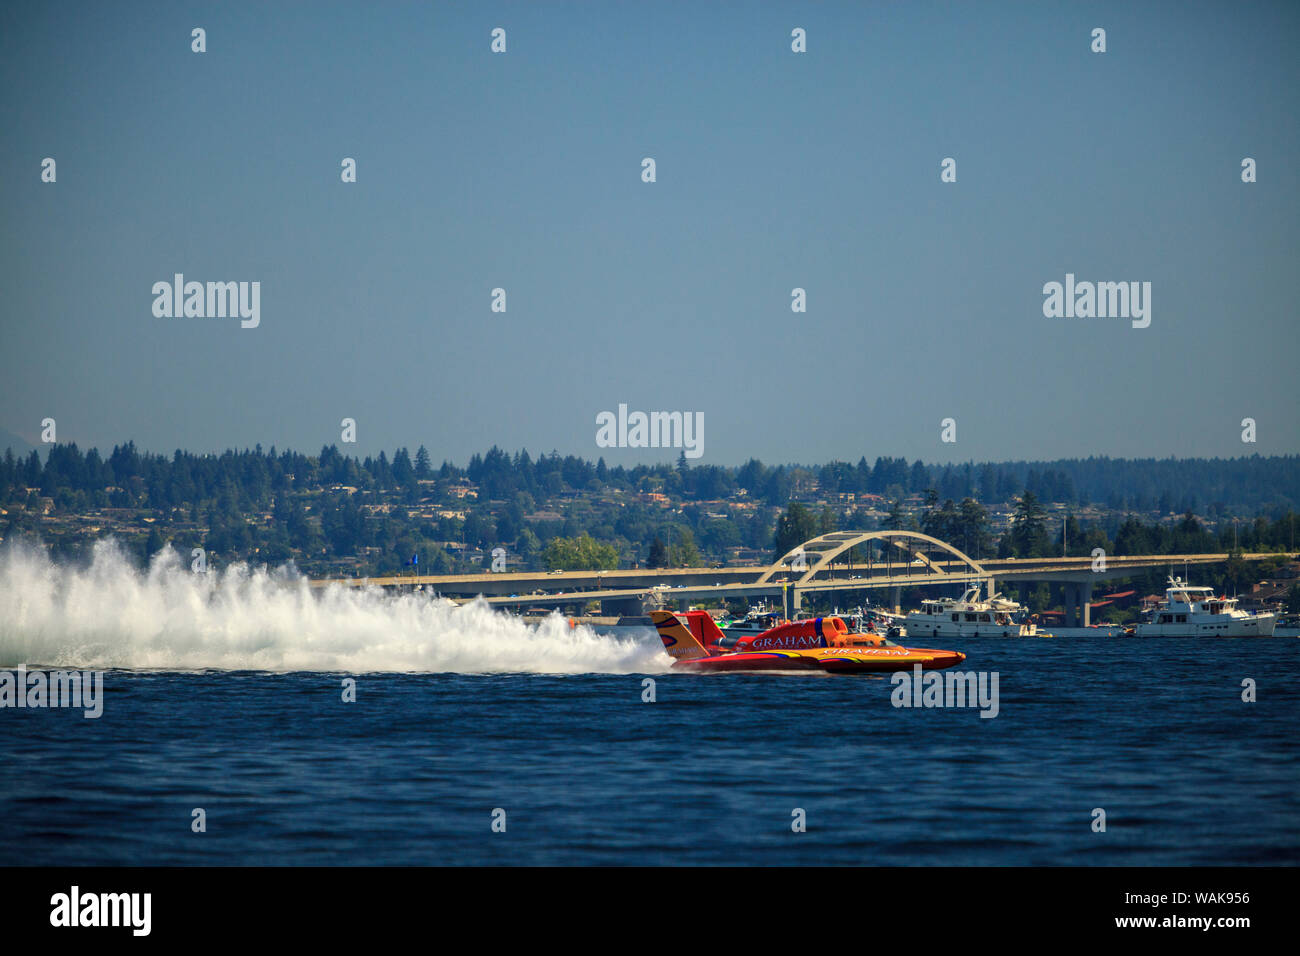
717 601 787 640
1134 577 1277 637
904 583 1045 639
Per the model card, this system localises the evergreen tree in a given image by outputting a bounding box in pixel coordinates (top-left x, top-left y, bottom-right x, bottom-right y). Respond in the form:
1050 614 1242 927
1009 490 1050 557
774 502 818 559
414 445 432 480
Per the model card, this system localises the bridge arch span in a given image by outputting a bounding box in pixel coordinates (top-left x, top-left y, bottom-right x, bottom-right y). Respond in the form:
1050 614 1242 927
756 529 987 587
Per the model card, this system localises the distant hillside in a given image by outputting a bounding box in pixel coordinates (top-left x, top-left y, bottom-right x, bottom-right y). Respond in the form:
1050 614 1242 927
4 440 1296 581
3 442 1297 514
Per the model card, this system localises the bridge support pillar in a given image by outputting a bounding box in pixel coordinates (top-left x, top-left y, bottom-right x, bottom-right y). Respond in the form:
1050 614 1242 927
790 588 802 614
891 586 902 614
600 597 644 617
1081 581 1093 627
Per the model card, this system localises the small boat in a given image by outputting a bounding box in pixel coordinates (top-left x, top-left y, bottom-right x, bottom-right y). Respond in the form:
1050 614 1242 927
905 583 1044 638
830 604 906 637
717 601 788 639
1134 577 1277 637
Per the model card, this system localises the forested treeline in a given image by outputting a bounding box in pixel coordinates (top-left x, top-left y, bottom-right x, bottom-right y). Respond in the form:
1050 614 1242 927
2 442 1297 577
4 443 1297 513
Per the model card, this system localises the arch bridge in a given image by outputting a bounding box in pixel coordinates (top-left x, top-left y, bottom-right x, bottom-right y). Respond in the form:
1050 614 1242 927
756 530 993 613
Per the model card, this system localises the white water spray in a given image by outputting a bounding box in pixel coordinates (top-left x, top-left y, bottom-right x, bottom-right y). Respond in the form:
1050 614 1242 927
0 539 670 674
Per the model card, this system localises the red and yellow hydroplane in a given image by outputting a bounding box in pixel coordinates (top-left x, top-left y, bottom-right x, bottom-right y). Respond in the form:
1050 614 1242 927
651 609 965 673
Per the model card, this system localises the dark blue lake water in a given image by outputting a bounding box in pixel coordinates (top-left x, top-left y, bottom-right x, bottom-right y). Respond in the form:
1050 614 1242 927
2 638 1296 866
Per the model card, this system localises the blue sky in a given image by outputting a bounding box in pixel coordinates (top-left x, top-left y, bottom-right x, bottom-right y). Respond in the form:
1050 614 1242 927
2 1 1297 466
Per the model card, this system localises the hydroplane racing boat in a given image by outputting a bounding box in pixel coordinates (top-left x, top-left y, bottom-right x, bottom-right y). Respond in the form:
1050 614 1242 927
651 610 965 673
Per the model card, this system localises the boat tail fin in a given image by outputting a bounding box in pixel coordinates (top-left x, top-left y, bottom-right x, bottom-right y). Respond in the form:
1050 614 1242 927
650 610 710 661
682 609 727 649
